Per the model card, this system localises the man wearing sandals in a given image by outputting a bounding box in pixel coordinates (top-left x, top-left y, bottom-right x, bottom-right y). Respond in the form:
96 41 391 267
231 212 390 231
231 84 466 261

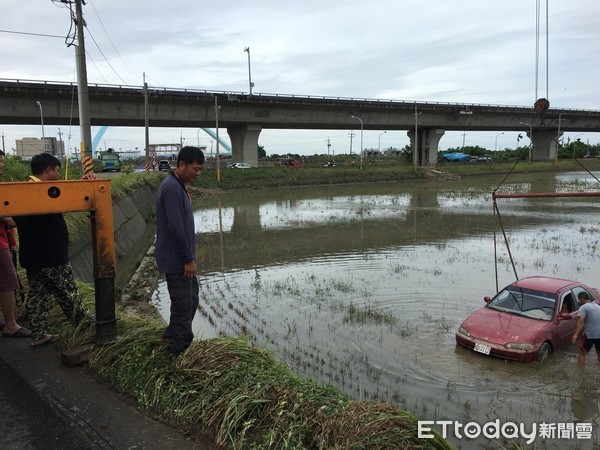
15 153 93 347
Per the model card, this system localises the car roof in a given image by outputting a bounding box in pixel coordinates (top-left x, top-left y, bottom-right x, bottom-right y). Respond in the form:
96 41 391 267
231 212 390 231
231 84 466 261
511 276 580 294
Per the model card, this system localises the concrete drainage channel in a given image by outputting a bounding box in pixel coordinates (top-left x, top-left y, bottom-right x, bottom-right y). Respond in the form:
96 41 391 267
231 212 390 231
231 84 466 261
70 184 157 291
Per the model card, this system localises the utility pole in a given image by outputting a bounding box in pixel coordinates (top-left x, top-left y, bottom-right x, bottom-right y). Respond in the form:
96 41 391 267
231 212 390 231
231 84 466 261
74 0 93 173
143 72 149 173
1 132 5 153
351 115 364 170
57 128 64 159
325 137 331 161
214 96 221 182
348 132 354 156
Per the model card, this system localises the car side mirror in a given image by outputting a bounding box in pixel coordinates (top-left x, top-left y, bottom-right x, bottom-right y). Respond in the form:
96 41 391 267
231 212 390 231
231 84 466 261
484 296 491 303
558 313 572 321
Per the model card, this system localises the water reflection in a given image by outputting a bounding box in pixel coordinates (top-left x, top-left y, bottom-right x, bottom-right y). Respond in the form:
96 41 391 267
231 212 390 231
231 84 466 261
152 172 600 448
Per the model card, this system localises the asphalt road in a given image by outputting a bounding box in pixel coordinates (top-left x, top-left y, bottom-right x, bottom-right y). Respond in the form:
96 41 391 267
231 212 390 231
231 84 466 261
0 336 214 449
0 355 92 449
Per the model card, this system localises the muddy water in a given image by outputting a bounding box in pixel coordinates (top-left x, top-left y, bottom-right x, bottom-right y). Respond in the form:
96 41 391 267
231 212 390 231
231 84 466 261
152 171 600 449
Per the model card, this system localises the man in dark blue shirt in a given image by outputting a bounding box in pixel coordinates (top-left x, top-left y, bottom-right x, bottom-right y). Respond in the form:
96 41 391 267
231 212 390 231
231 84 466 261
155 146 204 357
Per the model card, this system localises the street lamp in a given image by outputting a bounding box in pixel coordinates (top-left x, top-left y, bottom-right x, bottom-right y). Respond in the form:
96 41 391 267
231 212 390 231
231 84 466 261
378 131 387 157
36 101 45 149
244 47 254 95
351 115 364 169
519 122 533 163
197 128 202 148
494 132 504 152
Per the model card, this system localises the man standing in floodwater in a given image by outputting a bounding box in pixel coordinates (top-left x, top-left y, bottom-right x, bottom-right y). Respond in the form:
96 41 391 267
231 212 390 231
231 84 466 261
571 292 600 365
155 146 204 358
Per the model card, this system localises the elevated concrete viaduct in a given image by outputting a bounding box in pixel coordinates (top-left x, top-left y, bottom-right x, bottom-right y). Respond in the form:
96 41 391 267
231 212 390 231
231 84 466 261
1 80 599 166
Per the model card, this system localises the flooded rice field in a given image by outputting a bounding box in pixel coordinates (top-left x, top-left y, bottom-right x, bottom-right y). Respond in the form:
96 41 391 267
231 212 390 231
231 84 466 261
153 171 600 448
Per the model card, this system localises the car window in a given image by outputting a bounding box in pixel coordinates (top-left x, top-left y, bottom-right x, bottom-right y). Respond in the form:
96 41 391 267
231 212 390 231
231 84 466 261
487 287 556 321
558 291 576 314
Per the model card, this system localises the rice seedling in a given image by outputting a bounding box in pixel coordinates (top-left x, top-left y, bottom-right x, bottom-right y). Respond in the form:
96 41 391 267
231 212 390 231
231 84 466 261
433 317 451 334
331 280 355 294
390 263 409 275
396 322 417 338
343 304 397 327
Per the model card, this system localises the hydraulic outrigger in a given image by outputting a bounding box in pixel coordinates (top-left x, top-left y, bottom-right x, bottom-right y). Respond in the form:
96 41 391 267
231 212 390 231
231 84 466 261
0 179 117 344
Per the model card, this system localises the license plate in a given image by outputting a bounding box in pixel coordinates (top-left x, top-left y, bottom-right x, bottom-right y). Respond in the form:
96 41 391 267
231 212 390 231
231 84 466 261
474 342 491 355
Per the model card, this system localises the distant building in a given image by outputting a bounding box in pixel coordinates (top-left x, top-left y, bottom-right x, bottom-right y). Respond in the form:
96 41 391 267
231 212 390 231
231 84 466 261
15 137 65 160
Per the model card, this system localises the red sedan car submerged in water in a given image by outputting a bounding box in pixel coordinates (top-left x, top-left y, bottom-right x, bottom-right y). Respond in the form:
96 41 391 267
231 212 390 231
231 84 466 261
455 276 600 363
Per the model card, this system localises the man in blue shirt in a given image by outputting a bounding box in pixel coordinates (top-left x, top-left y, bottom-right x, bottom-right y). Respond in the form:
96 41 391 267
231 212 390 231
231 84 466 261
571 292 600 365
155 146 204 357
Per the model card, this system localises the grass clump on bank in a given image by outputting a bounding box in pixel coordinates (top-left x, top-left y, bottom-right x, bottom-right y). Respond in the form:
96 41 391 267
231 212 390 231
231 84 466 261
107 171 163 199
49 289 450 450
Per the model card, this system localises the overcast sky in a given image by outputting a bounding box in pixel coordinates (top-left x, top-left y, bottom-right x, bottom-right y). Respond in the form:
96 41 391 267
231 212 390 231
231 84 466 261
1 0 599 157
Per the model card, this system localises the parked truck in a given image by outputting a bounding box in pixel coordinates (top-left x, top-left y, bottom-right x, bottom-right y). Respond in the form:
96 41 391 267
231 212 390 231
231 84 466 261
99 148 122 172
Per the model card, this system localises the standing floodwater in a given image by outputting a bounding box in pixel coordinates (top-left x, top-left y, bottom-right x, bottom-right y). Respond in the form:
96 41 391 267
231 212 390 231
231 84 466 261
153 171 600 448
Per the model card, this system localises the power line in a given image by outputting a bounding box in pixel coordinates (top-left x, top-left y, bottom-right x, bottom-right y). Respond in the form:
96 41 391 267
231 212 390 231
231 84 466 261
85 51 110 84
88 0 139 82
51 0 77 47
0 29 64 39
85 27 128 84
56 0 129 85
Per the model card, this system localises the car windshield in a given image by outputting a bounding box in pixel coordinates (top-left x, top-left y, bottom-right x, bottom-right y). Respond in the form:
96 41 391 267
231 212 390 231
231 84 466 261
486 286 557 321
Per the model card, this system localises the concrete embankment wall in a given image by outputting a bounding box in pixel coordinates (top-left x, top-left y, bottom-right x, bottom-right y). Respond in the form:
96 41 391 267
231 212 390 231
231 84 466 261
70 184 157 289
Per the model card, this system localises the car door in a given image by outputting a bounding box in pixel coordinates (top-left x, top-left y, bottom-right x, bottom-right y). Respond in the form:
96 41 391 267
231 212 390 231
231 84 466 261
554 291 577 346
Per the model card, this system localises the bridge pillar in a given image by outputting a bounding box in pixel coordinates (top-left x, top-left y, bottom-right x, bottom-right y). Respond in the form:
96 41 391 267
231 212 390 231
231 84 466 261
227 124 262 167
530 129 562 161
407 128 445 166
231 204 262 235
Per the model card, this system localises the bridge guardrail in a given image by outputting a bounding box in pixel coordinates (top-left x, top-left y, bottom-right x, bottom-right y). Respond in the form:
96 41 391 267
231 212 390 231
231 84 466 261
1 78 599 114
